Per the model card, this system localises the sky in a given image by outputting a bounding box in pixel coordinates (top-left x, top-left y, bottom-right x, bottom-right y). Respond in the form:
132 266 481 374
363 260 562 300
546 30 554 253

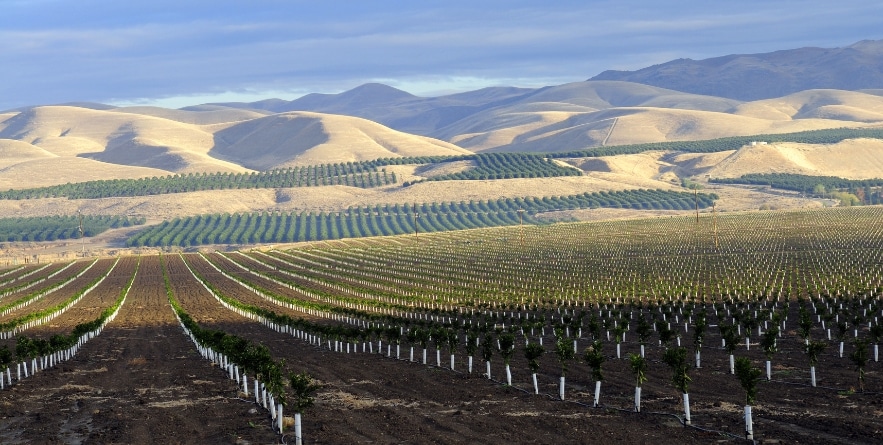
1 0 881 110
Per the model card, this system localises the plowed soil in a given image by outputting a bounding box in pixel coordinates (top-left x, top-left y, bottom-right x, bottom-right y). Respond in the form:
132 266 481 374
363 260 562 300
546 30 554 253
0 254 879 444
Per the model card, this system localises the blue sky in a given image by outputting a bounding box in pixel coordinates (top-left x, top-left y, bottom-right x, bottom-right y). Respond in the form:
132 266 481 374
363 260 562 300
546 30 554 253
1 0 881 110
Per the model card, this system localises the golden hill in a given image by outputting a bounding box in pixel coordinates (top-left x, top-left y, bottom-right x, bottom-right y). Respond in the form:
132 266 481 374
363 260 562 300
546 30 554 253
566 138 883 182
457 107 870 153
733 89 883 122
210 111 471 170
432 84 883 153
704 139 883 179
112 106 270 125
0 107 471 188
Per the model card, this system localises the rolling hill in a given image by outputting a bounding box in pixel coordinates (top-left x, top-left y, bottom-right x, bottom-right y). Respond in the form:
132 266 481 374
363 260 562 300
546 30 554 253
206 80 883 154
0 105 472 188
210 111 471 170
591 39 883 101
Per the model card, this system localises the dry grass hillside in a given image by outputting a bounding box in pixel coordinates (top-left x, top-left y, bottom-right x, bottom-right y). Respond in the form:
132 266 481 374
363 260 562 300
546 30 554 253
733 90 883 121
0 138 174 190
704 139 883 179
210 111 471 170
0 106 247 176
113 106 269 125
566 138 883 182
0 107 471 188
433 85 883 153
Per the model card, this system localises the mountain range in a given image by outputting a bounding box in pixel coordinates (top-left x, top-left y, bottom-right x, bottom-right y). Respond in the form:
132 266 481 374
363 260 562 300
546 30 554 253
592 40 883 101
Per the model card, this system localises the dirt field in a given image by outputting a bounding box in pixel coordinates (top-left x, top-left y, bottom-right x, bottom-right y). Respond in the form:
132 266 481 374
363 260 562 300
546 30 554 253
0 253 879 444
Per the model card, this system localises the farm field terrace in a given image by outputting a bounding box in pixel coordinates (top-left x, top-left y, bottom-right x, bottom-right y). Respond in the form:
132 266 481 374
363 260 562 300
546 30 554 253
0 206 882 444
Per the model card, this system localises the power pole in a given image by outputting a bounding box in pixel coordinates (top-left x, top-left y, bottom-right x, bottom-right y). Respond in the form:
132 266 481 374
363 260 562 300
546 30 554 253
77 210 85 258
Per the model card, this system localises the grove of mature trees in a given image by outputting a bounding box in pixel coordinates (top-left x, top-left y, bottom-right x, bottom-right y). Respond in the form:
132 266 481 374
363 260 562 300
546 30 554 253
712 173 883 204
126 189 715 247
547 127 883 158
0 164 397 200
0 215 144 242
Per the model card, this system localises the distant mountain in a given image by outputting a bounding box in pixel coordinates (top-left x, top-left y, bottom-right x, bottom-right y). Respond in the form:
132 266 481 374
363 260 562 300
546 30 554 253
210 83 536 135
203 79 883 153
591 39 883 101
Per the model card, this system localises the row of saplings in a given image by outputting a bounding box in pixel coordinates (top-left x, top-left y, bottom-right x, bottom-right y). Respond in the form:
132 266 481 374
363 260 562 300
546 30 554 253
394 308 877 442
182 270 880 442
164 256 324 443
172 306 320 445
0 305 126 388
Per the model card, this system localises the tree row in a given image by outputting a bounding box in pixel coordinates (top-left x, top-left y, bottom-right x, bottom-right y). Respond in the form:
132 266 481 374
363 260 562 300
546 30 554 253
126 189 717 247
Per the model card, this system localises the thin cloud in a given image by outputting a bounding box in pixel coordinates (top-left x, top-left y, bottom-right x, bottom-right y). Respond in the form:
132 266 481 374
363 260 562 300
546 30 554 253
0 1 880 110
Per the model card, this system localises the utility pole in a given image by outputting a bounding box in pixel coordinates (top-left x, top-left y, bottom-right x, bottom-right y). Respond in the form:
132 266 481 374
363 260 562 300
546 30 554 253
77 210 85 258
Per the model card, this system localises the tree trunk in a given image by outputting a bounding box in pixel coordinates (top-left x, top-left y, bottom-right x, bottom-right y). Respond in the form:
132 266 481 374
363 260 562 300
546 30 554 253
486 360 491 379
729 354 735 374
532 373 538 394
766 360 772 380
450 354 455 370
695 350 701 368
559 376 565 400
593 381 601 407
811 366 817 387
505 364 512 385
468 355 473 373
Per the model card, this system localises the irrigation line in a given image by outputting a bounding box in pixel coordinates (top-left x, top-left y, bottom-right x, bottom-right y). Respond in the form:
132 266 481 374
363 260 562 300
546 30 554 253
367 351 750 443
178 256 868 442
765 378 882 394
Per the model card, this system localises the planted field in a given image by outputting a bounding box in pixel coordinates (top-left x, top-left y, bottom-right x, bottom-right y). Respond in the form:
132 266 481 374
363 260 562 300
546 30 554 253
127 189 716 247
1 206 882 443
0 153 579 201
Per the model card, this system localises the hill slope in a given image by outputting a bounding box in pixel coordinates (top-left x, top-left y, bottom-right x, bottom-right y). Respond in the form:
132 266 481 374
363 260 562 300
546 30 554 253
210 111 471 170
0 105 472 188
436 84 883 153
591 39 883 101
